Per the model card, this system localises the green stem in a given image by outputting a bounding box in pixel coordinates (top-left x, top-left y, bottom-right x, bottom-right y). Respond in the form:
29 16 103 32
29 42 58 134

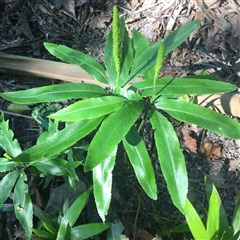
151 75 157 101
137 104 151 133
130 185 141 240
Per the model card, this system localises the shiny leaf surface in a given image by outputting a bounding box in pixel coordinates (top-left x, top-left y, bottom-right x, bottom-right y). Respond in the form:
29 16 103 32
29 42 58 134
85 100 144 171
0 83 107 104
0 170 20 205
156 99 240 139
132 77 237 96
123 126 157 200
93 149 116 222
184 199 208 239
0 113 21 157
13 171 33 239
44 43 108 84
33 159 81 180
0 158 17 172
71 223 111 239
149 110 187 213
49 96 127 121
13 117 103 163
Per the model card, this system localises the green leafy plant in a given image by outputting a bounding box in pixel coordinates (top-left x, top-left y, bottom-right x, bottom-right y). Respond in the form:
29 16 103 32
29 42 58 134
0 113 88 238
1 6 239 234
0 116 109 239
32 187 111 239
171 177 240 240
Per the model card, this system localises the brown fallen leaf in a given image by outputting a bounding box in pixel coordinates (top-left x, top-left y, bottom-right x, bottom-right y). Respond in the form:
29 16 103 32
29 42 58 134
196 0 231 32
132 229 154 240
199 140 213 157
199 141 221 159
90 14 110 29
209 144 221 159
181 128 197 154
228 159 240 171
228 1 240 38
131 0 139 8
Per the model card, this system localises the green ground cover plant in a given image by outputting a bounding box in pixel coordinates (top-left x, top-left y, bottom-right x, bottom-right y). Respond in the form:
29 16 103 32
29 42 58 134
171 177 240 240
0 6 240 239
0 114 110 239
33 187 111 239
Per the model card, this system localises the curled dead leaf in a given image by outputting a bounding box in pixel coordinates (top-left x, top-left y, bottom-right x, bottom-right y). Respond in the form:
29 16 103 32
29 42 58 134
200 140 213 157
209 144 222 159
199 141 221 159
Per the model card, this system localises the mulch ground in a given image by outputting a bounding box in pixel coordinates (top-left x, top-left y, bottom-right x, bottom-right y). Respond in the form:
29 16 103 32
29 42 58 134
0 0 240 239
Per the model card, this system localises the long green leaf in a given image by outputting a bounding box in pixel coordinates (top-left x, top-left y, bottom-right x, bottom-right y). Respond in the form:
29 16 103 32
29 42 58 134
119 23 133 87
152 41 165 98
13 171 33 239
44 43 108 84
42 222 58 236
0 170 20 205
33 204 58 235
232 188 240 236
0 158 17 172
132 77 237 96
205 178 220 239
93 148 116 222
104 28 118 88
185 199 208 239
156 99 240 139
62 187 92 227
49 96 127 121
149 109 187 213
205 177 229 239
33 159 81 180
123 126 157 200
71 223 111 239
127 40 161 82
0 83 107 104
164 20 201 55
57 187 92 239
0 113 22 157
132 29 150 60
32 229 55 239
13 117 103 163
56 221 70 240
85 100 144 171
127 20 200 83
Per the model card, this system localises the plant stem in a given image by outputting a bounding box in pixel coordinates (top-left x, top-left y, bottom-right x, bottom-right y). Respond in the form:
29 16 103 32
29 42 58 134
130 185 141 240
137 107 150 133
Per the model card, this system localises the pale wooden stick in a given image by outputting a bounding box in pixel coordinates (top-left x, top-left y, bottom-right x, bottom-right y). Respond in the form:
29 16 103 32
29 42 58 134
0 52 108 88
196 93 240 118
